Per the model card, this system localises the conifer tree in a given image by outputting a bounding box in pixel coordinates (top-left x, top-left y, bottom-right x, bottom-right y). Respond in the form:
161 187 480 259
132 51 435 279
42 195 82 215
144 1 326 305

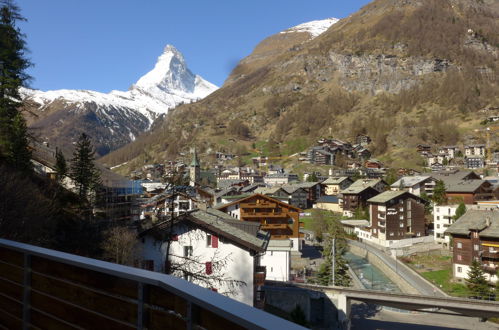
466 260 491 299
316 221 351 286
55 147 67 184
70 133 101 199
0 0 32 170
432 180 447 205
453 202 466 220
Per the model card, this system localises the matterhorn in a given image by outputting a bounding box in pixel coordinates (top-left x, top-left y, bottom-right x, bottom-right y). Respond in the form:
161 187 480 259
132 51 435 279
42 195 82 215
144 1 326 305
22 45 217 156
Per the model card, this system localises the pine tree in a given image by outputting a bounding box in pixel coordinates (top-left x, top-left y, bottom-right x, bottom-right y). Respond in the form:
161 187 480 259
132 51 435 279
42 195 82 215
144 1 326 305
466 260 491 299
453 202 466 221
55 147 67 184
432 180 447 205
0 0 32 170
316 221 351 286
70 133 101 199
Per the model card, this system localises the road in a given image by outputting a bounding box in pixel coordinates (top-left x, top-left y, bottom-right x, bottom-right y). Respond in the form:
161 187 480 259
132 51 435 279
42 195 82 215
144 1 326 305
350 302 499 330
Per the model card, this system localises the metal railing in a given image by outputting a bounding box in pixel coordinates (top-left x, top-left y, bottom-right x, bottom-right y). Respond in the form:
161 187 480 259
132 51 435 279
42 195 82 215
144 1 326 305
0 239 304 330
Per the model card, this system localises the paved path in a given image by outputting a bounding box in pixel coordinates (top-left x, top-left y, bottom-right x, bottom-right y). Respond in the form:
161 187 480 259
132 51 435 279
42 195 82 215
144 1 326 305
349 240 446 296
351 302 499 330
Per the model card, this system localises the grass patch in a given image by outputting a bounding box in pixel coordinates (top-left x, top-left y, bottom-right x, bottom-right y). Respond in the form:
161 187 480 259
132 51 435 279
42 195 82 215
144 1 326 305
300 209 343 231
421 269 470 298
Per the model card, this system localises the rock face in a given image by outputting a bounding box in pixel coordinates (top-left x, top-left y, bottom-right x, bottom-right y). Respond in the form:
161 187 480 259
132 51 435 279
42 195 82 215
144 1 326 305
23 45 217 156
102 0 498 170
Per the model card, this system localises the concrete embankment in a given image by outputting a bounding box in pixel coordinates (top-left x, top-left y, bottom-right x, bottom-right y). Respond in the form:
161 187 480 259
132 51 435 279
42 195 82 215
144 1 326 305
347 240 446 296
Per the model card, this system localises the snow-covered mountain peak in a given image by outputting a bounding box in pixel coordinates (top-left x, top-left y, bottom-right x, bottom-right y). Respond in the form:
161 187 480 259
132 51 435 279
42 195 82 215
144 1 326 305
132 44 216 100
281 17 340 39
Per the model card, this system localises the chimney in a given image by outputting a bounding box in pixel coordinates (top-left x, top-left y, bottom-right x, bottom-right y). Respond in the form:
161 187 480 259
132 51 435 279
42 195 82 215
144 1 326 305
198 202 207 211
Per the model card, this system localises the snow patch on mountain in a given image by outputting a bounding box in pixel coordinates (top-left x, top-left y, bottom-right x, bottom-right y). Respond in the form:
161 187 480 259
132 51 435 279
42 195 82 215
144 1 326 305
281 18 340 38
22 45 218 126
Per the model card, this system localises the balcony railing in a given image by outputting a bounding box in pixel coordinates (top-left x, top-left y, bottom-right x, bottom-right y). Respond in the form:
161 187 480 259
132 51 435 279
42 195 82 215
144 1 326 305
0 239 303 330
240 202 277 209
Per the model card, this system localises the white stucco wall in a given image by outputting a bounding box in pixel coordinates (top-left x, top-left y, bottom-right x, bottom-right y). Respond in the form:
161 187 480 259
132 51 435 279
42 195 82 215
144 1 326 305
433 205 458 247
141 225 255 306
225 204 241 220
261 248 290 281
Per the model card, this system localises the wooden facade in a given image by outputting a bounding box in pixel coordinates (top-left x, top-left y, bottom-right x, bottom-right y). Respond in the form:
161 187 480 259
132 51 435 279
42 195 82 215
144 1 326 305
218 194 303 240
342 187 379 214
369 193 426 240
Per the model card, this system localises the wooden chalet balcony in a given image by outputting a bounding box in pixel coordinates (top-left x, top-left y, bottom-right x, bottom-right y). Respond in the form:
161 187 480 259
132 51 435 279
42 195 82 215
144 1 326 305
262 223 289 230
240 202 277 209
482 264 498 274
241 211 286 218
481 250 499 259
0 239 303 330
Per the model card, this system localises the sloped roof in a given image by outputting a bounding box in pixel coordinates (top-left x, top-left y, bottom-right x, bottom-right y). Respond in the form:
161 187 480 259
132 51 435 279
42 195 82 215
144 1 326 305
316 195 339 204
445 209 499 238
446 180 489 193
367 190 410 204
341 179 383 195
216 193 302 212
391 176 432 188
322 176 351 185
140 208 270 252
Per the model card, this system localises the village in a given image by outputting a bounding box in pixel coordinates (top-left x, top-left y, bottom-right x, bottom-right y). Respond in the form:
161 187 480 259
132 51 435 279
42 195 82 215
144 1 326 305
29 132 499 319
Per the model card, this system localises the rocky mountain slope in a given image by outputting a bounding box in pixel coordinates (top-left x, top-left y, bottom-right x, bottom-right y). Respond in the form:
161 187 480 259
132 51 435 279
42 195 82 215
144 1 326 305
23 45 217 156
102 0 498 171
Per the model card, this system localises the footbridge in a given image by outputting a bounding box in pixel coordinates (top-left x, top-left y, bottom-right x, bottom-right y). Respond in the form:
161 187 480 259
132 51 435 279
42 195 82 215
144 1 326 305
291 283 499 329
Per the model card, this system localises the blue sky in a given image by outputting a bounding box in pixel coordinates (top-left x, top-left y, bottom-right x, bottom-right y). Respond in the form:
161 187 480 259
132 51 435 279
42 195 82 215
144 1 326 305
17 0 370 92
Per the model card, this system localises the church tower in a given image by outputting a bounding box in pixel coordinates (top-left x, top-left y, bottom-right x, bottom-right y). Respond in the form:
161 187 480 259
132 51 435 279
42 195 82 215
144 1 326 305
189 148 200 187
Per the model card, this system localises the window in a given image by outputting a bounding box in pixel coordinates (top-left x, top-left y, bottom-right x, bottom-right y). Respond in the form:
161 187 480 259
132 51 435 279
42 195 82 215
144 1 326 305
206 234 212 247
400 223 404 228
472 232 478 238
436 224 440 229
457 242 462 249
474 244 479 251
389 232 394 237
457 255 462 261
183 246 193 257
457 267 462 273
183 272 192 281
205 262 213 275
436 216 440 220
490 247 496 253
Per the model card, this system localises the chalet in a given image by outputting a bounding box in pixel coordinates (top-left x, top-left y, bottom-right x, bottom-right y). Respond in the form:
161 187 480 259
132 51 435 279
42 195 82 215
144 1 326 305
308 147 335 165
464 144 486 157
445 208 499 283
390 176 437 196
217 194 303 282
365 159 382 169
438 146 459 159
140 191 197 220
465 156 485 169
270 186 308 208
283 182 323 208
368 191 427 242
341 179 385 217
322 176 354 196
445 180 495 204
216 194 303 246
417 144 431 153
139 208 270 306
314 195 342 213
263 173 299 186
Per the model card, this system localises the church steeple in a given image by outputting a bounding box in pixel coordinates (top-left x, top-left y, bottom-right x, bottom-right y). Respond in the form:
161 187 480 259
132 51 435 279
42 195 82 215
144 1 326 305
189 148 200 187
190 148 200 167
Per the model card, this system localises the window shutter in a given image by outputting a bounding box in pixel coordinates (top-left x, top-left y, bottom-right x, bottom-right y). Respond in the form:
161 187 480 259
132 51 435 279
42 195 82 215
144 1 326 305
172 234 179 241
212 235 218 248
205 261 213 275
211 288 218 292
